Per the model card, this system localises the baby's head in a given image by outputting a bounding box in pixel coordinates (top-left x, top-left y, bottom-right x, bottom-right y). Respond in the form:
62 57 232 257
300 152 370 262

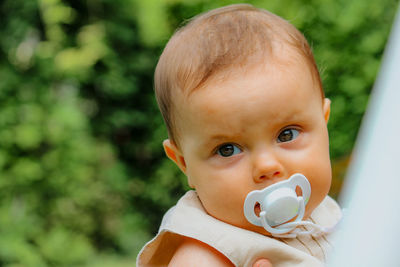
156 4 332 236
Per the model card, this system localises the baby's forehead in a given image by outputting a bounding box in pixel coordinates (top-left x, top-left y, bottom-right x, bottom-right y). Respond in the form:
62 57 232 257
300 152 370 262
175 56 318 116
181 48 318 98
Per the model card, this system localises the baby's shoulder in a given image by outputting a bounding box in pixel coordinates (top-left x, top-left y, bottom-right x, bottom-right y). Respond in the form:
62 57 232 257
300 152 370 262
169 237 234 267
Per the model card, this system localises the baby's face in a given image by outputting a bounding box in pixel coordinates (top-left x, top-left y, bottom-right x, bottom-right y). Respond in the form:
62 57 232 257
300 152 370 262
169 55 331 236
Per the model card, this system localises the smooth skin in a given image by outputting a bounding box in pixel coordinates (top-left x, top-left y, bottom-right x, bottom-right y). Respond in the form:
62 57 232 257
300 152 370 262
169 238 272 267
164 49 331 266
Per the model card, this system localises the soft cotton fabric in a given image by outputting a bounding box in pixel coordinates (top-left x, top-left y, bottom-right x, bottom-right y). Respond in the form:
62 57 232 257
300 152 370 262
137 191 341 267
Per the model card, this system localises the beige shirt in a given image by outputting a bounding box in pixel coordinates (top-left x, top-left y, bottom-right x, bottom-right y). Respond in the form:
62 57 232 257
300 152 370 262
137 191 342 267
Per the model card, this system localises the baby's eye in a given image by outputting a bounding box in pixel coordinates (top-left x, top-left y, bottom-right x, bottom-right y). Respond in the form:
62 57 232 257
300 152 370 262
277 128 300 143
216 144 242 157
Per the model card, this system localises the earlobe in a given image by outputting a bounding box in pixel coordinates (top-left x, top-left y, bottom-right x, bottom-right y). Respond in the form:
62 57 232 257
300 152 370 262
163 139 187 174
323 98 331 123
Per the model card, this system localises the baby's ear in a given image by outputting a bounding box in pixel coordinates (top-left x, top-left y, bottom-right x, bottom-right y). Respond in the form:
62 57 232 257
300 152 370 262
323 98 331 123
163 139 187 174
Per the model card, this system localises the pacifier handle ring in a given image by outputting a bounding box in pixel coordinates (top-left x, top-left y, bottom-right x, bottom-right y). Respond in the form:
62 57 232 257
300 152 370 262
260 211 297 235
260 211 297 236
259 196 306 235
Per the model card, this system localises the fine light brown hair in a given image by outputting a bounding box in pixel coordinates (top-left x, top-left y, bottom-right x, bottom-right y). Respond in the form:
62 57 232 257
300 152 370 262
154 4 323 145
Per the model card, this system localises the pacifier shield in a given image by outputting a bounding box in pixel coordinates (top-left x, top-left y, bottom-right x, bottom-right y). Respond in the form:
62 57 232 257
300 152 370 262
243 173 311 231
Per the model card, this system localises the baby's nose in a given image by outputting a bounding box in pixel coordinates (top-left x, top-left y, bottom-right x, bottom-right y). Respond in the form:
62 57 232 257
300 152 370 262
252 151 284 183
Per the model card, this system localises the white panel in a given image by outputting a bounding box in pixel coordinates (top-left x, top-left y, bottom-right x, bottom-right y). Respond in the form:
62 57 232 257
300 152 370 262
328 7 400 267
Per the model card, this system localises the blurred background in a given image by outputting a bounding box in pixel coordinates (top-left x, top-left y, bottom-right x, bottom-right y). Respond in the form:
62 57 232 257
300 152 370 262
0 0 398 266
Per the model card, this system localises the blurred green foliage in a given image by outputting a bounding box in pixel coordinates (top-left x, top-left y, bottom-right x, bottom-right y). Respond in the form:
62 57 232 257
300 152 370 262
0 0 398 265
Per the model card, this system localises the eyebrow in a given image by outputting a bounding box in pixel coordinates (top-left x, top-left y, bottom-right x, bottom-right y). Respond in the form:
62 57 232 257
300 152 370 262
202 133 240 148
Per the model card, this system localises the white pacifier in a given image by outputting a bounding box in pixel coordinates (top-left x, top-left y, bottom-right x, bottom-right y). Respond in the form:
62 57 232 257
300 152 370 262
244 173 334 238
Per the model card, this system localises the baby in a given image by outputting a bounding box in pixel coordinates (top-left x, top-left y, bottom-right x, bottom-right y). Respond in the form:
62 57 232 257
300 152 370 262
137 4 342 267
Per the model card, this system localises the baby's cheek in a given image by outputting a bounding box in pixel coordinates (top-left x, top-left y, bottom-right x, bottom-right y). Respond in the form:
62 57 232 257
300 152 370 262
307 178 331 215
204 188 246 224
